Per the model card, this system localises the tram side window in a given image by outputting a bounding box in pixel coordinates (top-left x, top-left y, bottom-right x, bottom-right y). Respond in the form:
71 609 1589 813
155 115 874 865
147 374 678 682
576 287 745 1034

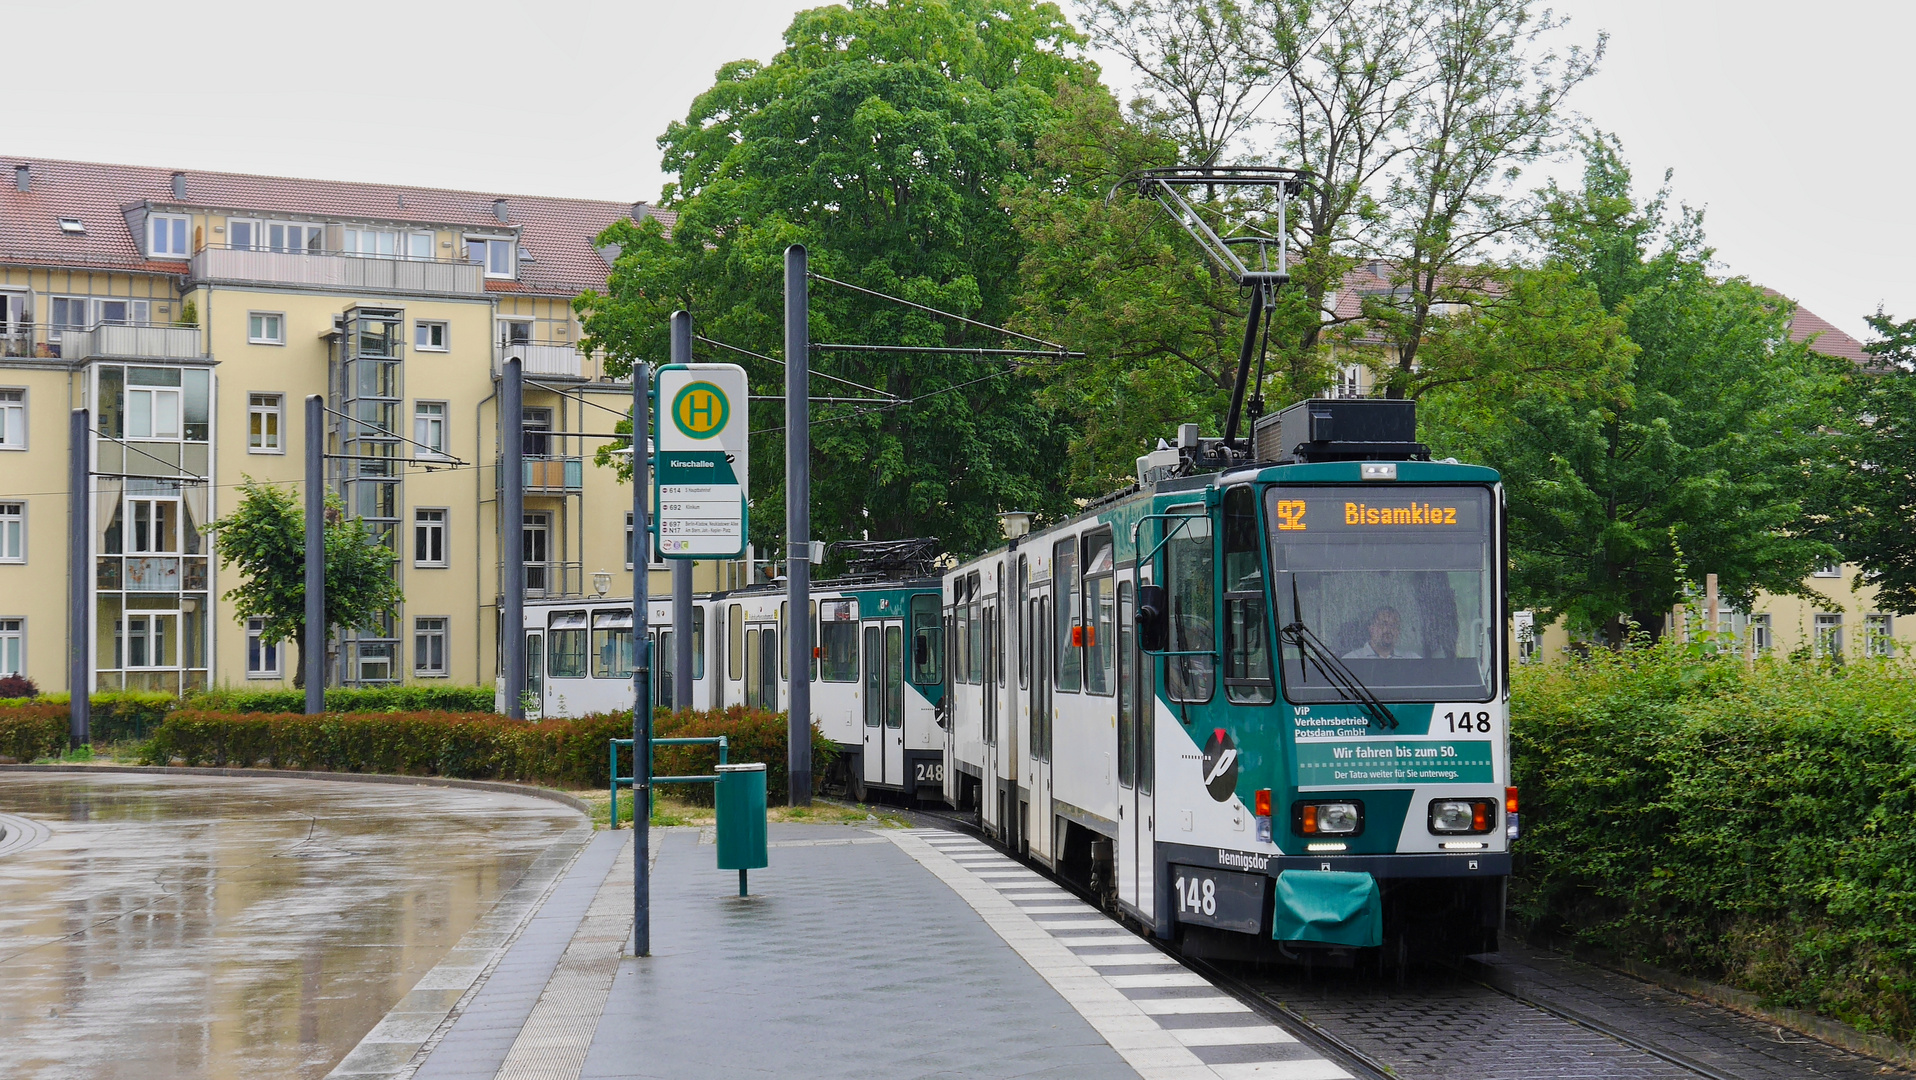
1165 510 1216 702
1017 555 1030 689
910 593 942 685
728 604 744 681
548 611 587 679
591 610 634 679
1221 486 1274 704
1083 530 1115 695
1118 581 1134 785
1053 538 1082 691
691 608 705 679
809 601 818 681
967 571 983 684
819 599 859 682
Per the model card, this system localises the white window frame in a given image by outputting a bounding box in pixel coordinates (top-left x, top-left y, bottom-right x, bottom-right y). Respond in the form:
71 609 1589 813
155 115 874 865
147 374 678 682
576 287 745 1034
245 617 281 678
248 311 285 345
0 388 24 450
248 393 284 454
414 507 448 568
1866 613 1893 658
149 214 190 258
0 618 21 677
227 218 262 251
414 320 449 352
96 298 150 327
343 227 399 257
414 400 448 459
49 296 88 338
1814 613 1843 658
407 232 434 261
467 236 516 278
264 221 323 254
1813 562 1841 578
497 318 533 347
1749 613 1772 655
0 501 25 563
127 497 181 554
414 617 449 677
126 386 182 440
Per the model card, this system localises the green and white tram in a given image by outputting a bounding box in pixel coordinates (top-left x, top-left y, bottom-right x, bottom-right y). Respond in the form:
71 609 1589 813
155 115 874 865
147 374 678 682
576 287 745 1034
507 578 949 802
943 398 1512 960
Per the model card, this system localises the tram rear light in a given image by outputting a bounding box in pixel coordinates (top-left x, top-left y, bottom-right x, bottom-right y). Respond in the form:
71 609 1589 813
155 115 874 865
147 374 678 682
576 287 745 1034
1506 787 1519 814
1254 789 1271 817
1300 804 1317 834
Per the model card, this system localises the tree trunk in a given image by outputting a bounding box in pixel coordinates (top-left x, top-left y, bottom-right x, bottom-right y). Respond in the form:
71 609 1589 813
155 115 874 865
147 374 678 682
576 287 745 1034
291 627 307 690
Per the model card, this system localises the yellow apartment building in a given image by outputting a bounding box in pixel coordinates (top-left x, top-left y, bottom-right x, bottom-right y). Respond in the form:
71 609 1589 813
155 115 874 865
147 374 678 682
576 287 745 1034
0 156 728 696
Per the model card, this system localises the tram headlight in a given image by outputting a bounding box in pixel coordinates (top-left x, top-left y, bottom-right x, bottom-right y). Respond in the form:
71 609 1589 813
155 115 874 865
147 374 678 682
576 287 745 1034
1292 800 1363 837
1429 798 1497 835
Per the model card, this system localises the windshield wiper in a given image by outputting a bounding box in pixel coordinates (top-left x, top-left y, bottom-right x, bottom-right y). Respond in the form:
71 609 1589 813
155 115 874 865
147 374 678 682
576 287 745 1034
1284 576 1398 731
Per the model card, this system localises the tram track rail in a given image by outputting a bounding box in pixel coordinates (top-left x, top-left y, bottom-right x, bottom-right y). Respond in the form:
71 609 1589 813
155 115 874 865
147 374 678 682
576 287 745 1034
879 800 1902 1079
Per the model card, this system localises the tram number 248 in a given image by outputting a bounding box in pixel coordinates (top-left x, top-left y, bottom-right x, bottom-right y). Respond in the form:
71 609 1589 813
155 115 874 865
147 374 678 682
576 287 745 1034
913 762 945 783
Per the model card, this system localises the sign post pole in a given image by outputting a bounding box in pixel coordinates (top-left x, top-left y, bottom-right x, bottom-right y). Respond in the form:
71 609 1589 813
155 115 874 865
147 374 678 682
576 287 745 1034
784 244 811 807
633 361 652 957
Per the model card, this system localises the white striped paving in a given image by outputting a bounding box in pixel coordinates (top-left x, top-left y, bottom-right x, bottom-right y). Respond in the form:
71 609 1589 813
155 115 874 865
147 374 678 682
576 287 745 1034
889 830 1347 1080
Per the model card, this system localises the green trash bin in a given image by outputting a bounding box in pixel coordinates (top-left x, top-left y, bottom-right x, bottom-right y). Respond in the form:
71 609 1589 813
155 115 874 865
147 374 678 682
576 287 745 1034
715 763 768 895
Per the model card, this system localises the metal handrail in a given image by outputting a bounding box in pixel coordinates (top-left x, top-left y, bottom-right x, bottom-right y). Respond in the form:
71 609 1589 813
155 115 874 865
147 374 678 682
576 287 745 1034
196 241 479 266
608 735 728 828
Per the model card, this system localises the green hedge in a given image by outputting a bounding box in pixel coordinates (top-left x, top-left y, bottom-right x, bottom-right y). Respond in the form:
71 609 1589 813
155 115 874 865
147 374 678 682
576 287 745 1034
1512 644 1916 1041
182 685 498 715
141 707 835 801
0 705 68 761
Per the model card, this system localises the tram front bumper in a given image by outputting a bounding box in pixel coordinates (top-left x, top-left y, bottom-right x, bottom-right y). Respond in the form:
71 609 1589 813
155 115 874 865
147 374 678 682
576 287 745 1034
1272 869 1382 948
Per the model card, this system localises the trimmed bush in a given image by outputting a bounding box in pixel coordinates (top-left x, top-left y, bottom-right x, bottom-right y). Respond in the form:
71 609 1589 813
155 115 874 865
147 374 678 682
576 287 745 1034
1512 643 1916 1041
91 692 180 741
141 707 836 801
0 705 67 761
183 685 499 715
0 674 38 699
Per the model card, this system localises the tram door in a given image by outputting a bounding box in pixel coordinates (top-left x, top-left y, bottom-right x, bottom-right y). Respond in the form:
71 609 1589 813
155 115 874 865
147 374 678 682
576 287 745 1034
862 621 905 787
1117 576 1156 921
982 596 998 827
525 631 544 717
1030 595 1053 863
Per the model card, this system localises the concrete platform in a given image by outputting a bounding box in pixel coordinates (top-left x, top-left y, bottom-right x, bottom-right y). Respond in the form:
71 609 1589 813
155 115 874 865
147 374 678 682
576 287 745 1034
371 823 1348 1080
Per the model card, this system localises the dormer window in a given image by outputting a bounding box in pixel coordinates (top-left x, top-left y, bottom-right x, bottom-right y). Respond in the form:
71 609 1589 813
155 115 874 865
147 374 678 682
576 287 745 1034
466 237 514 278
150 214 190 257
57 218 84 235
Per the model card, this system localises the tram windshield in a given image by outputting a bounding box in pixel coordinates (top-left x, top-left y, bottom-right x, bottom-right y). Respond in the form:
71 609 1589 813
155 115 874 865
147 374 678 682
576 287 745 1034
1267 485 1496 704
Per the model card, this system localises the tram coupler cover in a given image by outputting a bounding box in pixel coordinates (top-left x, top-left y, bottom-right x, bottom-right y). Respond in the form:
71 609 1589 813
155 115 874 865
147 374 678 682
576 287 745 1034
715 763 769 888
1272 870 1382 948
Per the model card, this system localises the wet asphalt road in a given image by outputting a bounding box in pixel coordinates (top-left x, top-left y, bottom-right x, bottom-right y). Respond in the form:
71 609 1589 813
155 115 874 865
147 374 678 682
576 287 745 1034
0 773 584 1080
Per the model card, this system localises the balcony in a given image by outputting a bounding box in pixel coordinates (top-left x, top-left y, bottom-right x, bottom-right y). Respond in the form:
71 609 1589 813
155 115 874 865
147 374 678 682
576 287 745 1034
498 561 586 599
65 323 207 361
497 455 584 494
189 244 486 297
494 341 587 380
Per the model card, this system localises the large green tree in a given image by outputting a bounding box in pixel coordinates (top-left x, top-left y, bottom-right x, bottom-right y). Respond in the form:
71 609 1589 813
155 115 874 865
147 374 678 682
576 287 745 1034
1824 313 1916 612
578 0 1089 560
205 479 404 687
1428 140 1847 642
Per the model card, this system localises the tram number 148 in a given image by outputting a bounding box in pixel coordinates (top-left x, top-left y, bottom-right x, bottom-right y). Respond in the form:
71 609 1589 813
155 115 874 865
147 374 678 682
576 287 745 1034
1169 865 1264 933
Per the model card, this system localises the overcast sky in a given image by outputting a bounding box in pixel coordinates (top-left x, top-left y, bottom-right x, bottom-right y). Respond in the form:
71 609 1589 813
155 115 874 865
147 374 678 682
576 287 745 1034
9 1 1904 339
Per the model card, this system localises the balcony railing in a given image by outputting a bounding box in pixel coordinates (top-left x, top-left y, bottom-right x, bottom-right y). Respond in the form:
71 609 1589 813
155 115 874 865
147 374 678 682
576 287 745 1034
0 323 205 362
496 455 584 494
189 244 487 297
493 341 587 379
498 561 586 599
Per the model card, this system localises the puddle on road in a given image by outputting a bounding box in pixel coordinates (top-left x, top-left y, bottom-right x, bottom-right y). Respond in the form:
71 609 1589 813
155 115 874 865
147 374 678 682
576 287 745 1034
0 774 583 1079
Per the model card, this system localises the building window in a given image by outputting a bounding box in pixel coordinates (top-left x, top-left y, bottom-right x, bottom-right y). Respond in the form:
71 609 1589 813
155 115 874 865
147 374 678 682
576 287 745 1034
468 237 515 277
266 222 323 253
499 319 533 347
127 384 182 440
1814 613 1843 658
0 389 23 449
415 321 448 351
1866 613 1893 658
246 618 281 678
0 502 20 562
414 401 447 458
127 498 180 554
150 214 190 257
98 299 150 326
0 618 20 676
414 618 448 676
248 312 284 344
1813 562 1841 578
414 508 447 567
1749 613 1772 655
407 232 433 260
228 219 261 250
524 512 550 594
50 297 88 337
342 228 398 256
248 394 283 453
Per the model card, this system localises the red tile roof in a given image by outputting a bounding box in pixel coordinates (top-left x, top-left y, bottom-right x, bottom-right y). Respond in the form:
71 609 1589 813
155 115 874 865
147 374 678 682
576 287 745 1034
1781 299 1868 364
0 155 675 297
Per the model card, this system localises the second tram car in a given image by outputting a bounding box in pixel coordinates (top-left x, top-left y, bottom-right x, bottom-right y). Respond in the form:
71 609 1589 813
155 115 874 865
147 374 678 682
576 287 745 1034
507 578 948 801
943 398 1511 960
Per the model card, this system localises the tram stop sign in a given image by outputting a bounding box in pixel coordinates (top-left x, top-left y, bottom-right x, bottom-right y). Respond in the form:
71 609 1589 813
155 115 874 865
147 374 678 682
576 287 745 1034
655 363 749 558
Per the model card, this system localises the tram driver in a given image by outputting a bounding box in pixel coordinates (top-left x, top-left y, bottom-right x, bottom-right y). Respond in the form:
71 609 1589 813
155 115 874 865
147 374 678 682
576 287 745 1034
1342 606 1420 659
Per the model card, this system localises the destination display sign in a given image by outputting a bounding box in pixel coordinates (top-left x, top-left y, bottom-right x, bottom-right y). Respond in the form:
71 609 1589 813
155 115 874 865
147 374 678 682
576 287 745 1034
1271 487 1487 535
655 364 748 559
1294 739 1494 787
